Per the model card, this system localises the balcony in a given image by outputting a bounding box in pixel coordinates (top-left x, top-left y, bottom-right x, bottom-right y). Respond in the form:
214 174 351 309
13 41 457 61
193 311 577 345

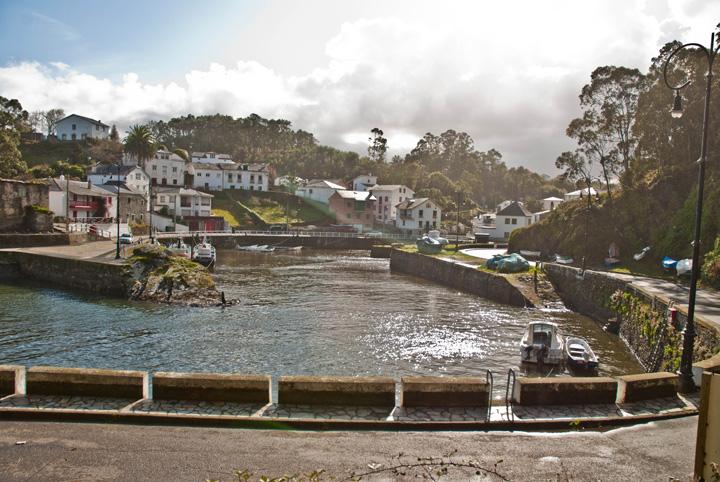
69 200 98 210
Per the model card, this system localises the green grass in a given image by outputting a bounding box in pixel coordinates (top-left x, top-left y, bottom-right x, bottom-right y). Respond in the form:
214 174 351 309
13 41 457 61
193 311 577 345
226 190 334 225
21 140 90 166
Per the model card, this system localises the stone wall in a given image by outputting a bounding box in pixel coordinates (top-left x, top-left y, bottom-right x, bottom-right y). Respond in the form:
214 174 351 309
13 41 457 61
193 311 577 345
0 232 88 249
544 263 720 375
390 249 532 307
0 250 127 296
0 179 50 232
197 234 377 250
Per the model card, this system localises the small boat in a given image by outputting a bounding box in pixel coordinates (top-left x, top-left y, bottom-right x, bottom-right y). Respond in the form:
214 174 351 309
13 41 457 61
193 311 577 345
662 256 678 271
676 258 692 277
237 244 276 253
192 237 216 267
520 321 564 365
167 239 191 258
274 245 303 252
555 254 574 265
564 336 599 370
520 250 541 259
633 246 650 261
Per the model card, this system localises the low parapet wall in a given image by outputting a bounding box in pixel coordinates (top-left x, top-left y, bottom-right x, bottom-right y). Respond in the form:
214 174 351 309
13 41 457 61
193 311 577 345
512 376 618 406
278 376 396 406
617 372 678 403
152 372 270 403
401 376 489 407
202 234 377 251
0 365 23 397
26 366 146 399
0 232 88 249
0 250 127 297
390 249 532 307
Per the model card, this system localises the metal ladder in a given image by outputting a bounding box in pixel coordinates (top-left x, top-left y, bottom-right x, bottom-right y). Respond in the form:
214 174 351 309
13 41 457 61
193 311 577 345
505 368 516 422
486 369 494 422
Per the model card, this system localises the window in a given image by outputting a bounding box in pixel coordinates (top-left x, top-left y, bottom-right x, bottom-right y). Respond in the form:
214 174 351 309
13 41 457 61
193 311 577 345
96 125 99 131
172 179 177 185
61 134 67 140
81 133 87 140
432 210 437 218
71 133 76 140
419 209 424 218
432 221 437 228
72 124 76 130
505 218 510 224
258 186 262 191
511 218 517 225
172 167 178 173
135 173 141 180
205 173 210 177
227 174 233 181
161 178 167 185
152 165 157 171
160 196 166 203
258 175 263 183
250 175 255 183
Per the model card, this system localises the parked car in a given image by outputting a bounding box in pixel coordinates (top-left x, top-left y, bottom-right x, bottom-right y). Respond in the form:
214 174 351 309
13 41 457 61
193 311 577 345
119 233 134 244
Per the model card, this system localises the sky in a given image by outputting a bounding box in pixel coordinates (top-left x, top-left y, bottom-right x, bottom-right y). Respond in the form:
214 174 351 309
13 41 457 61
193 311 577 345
0 0 717 174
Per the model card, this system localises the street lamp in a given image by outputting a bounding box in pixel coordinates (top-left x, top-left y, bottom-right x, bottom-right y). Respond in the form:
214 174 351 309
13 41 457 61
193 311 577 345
115 162 121 260
580 177 601 274
455 191 465 251
662 29 719 393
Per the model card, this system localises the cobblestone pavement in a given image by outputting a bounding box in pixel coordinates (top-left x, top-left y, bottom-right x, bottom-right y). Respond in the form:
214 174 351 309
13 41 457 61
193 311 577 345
130 399 266 417
393 406 489 421
0 394 135 411
261 404 393 421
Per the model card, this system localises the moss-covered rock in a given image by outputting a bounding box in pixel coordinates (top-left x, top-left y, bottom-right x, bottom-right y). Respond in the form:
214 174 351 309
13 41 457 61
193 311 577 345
125 244 234 307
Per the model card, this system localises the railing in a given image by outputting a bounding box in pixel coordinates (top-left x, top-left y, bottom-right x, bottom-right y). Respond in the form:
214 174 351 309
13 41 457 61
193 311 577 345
69 201 99 210
505 368 516 422
486 369 494 422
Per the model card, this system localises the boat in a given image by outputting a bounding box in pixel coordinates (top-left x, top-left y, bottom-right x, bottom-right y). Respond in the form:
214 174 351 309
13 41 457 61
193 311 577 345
520 321 564 365
167 239 191 258
237 244 276 253
416 235 443 255
192 237 216 267
274 245 303 252
555 254 574 265
662 256 678 271
520 250 541 259
564 336 599 371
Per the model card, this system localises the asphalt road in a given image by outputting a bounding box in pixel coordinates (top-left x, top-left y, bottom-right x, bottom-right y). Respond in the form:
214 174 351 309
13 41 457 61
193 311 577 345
0 416 697 481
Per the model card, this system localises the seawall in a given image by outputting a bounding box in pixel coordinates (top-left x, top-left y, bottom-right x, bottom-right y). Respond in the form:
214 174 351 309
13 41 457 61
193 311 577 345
0 232 88 249
544 263 720 376
179 234 377 251
389 249 532 307
0 251 127 297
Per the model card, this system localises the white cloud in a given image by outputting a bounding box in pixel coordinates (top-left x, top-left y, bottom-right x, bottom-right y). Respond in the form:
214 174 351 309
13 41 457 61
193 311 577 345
0 0 715 173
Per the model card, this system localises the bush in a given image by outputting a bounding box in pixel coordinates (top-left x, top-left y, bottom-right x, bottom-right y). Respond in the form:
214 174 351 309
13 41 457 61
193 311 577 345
702 237 720 289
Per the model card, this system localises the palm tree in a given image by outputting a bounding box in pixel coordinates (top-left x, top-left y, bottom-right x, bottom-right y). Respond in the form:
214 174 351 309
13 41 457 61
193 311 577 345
124 124 157 163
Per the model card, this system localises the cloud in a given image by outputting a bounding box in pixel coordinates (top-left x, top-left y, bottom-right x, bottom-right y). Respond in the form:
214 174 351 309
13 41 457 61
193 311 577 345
29 12 79 41
0 1 712 173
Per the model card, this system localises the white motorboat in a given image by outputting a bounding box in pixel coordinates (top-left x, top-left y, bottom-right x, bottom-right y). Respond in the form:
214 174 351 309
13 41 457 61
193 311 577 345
167 239 191 258
192 237 216 267
555 254 574 265
520 321 565 365
565 336 599 371
274 245 302 252
237 244 276 253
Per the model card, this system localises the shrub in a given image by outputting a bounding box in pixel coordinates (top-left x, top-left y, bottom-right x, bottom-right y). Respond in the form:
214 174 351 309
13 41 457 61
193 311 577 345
702 237 720 289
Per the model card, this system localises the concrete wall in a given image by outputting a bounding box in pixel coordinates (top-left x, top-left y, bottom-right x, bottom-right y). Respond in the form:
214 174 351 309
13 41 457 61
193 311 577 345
0 365 23 397
512 377 618 405
152 372 270 403
617 372 678 403
278 376 395 406
0 250 127 296
0 179 50 232
390 249 532 307
26 366 146 399
203 234 377 250
401 376 489 407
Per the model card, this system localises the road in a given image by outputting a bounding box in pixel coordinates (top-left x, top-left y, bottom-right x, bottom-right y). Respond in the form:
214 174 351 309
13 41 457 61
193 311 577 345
0 416 696 481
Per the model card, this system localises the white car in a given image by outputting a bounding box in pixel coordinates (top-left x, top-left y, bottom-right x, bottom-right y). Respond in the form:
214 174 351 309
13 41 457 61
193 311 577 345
119 233 134 245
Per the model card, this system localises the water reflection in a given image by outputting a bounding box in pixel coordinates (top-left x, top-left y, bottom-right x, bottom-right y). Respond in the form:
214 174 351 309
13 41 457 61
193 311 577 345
0 250 642 383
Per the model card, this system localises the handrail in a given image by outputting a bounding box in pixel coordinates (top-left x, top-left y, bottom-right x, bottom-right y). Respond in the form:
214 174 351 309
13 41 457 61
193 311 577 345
505 368 516 422
486 369 494 422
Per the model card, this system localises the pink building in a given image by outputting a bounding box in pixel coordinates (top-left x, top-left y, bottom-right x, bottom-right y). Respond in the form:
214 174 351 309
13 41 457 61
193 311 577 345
328 190 376 231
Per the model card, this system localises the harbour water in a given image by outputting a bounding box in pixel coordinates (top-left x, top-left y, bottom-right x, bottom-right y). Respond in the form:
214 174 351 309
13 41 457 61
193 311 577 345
0 250 642 385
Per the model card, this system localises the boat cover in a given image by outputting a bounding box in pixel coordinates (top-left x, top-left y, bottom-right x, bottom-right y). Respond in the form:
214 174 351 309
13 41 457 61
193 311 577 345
662 256 678 270
486 253 530 273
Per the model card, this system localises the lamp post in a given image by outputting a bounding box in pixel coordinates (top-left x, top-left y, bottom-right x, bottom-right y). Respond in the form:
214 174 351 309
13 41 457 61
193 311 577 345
580 177 601 274
662 30 719 393
455 191 464 251
115 162 121 260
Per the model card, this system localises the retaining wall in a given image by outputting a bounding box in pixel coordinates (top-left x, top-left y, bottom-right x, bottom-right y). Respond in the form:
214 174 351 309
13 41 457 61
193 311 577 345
26 366 146 399
0 251 127 296
195 234 377 251
512 377 618 405
0 365 22 397
0 232 88 249
401 376 489 407
0 179 49 232
390 249 532 307
617 372 679 403
544 263 720 383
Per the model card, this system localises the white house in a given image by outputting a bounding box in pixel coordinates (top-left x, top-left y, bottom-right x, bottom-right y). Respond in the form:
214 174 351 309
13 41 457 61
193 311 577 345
274 175 306 189
486 201 533 240
352 174 378 191
564 187 598 201
368 184 415 224
189 163 224 191
155 187 213 218
87 164 150 206
191 151 235 165
471 212 496 233
396 198 442 235
190 162 269 191
295 180 346 205
55 114 109 141
49 177 116 220
542 196 563 211
145 150 188 187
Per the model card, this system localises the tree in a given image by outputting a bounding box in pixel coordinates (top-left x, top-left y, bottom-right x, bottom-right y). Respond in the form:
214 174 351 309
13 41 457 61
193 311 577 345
109 124 119 141
88 138 124 165
0 96 29 178
124 124 157 163
28 111 44 134
40 108 65 137
368 127 388 163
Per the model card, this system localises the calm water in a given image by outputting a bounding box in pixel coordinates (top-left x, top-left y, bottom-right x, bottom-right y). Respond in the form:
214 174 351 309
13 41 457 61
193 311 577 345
0 250 642 388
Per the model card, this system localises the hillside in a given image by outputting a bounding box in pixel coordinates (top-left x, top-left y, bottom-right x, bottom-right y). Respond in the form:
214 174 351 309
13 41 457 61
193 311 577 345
212 190 335 228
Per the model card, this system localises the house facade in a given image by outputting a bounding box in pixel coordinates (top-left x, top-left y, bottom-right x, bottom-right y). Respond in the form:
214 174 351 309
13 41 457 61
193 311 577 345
352 174 378 191
542 196 563 211
396 198 442 235
49 178 116 220
155 187 213 218
189 162 269 191
328 190 376 231
96 184 147 224
87 164 150 206
295 180 346 205
489 201 532 240
564 187 598 201
368 184 414 223
145 150 189 187
56 114 109 141
191 151 234 165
